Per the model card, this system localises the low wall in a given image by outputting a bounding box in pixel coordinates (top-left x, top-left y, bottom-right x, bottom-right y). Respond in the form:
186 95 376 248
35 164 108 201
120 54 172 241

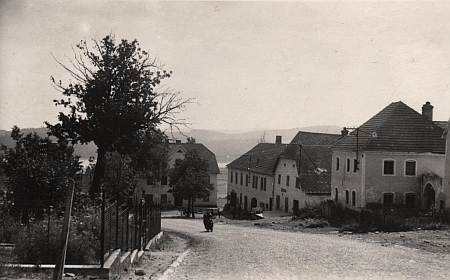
3 231 164 279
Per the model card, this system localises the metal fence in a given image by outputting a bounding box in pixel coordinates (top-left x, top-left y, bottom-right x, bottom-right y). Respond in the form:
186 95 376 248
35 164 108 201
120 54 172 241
100 195 161 267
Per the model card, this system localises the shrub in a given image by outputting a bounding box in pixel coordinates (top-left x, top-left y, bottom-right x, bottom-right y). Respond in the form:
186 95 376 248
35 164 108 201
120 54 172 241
0 214 21 244
304 218 329 228
13 214 100 265
341 219 361 232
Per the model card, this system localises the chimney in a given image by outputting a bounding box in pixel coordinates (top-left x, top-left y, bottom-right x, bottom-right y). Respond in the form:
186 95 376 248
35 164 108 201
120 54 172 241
176 139 182 143
422 101 433 121
341 127 349 137
275 135 282 145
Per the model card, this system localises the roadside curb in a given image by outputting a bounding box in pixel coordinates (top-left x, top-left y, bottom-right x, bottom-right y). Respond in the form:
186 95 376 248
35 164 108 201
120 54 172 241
157 249 191 280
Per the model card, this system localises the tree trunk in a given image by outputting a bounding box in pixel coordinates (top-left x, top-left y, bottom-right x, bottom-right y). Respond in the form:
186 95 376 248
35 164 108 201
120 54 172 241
90 145 107 195
187 197 191 218
191 198 195 218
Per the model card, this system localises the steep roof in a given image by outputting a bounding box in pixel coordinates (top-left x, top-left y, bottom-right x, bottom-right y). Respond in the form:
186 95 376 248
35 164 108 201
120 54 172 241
290 131 341 194
332 101 446 154
227 143 288 175
434 121 448 130
169 143 220 174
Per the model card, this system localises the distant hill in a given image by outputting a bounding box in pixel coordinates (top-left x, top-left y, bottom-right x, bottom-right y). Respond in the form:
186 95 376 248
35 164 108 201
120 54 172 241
0 125 341 163
169 125 342 163
0 127 97 159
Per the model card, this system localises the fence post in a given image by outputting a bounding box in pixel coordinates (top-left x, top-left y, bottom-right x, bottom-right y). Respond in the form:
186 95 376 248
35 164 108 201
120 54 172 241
126 206 129 251
115 194 119 249
52 179 75 280
134 200 138 250
100 184 105 268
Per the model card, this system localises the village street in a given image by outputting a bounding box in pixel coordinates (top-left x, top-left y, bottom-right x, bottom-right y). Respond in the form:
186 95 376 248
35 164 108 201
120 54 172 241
161 217 450 280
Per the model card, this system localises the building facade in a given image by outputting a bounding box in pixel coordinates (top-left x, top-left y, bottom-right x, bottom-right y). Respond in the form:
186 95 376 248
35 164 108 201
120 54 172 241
136 141 220 208
228 132 340 214
331 101 447 211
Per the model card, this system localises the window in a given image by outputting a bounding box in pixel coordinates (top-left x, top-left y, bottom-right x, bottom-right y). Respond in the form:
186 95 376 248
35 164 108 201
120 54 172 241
264 178 267 191
353 158 358 173
405 193 416 208
235 172 238 183
240 173 243 185
161 175 168 186
231 172 234 183
336 157 340 171
161 194 167 204
260 177 264 190
383 160 395 175
245 174 249 186
405 160 416 176
293 164 295 168
146 175 154 185
345 190 349 204
346 158 350 172
334 187 338 201
383 193 394 205
352 191 356 206
286 175 290 186
278 174 281 184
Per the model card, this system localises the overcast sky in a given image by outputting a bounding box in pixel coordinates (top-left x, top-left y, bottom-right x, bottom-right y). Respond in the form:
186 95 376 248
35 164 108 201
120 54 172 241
1 1 449 133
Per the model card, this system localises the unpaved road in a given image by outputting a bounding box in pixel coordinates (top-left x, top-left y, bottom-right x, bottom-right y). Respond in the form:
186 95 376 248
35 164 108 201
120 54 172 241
162 217 450 280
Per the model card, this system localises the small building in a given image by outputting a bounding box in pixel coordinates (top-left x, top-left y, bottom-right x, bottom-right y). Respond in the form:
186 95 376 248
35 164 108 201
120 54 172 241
136 140 220 208
331 101 447 211
227 132 340 214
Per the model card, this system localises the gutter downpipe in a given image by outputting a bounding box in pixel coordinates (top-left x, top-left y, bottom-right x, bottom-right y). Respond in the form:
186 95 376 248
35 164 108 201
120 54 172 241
361 152 366 208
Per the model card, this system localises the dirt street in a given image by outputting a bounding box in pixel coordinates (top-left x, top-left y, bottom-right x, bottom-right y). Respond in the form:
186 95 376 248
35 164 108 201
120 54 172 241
161 217 450 280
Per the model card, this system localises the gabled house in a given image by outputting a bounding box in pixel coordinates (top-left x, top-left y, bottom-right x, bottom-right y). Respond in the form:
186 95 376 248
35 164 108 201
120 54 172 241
136 140 220 208
331 101 447 211
227 136 287 212
227 132 340 213
280 132 341 211
443 120 450 210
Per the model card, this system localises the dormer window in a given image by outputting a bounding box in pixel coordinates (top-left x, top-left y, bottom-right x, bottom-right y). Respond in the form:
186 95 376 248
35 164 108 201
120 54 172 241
177 150 183 153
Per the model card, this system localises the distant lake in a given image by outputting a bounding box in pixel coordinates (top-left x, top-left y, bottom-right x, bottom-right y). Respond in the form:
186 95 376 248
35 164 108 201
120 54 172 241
218 162 229 168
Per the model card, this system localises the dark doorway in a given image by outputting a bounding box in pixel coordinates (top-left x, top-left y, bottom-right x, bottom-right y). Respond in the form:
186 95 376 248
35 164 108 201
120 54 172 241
251 197 257 209
276 195 280 210
424 184 435 209
284 197 289 212
244 196 248 211
269 198 273 211
293 199 299 213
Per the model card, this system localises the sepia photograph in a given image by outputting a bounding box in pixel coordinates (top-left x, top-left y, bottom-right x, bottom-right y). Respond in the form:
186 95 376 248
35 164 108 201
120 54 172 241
1 1 449 279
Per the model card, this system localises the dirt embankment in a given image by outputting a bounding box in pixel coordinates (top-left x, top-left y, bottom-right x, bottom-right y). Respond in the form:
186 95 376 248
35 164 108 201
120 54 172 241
215 214 450 255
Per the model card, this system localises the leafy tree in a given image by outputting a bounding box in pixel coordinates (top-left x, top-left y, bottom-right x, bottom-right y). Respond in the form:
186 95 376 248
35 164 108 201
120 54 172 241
1 126 81 223
122 128 169 181
46 34 191 195
168 149 213 218
102 152 137 201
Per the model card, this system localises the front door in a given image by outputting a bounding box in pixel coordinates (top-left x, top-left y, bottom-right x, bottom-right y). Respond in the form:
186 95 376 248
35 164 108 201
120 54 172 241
276 195 280 210
285 197 289 212
293 199 299 212
244 196 248 211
